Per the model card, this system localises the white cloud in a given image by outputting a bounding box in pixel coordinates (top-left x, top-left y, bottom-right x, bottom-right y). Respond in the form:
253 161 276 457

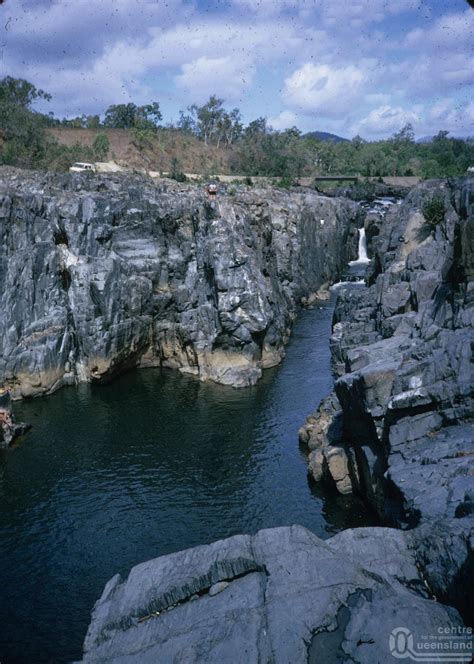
6 16 308 115
365 93 391 105
354 105 421 136
392 10 474 101
4 0 189 65
282 63 369 117
314 0 419 27
231 0 300 16
390 53 474 96
405 9 473 50
174 56 255 102
428 99 474 133
268 110 299 130
143 19 309 70
2 0 473 139
231 0 419 24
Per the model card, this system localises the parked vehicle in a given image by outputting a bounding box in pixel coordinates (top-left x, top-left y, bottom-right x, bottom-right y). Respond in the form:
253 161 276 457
69 162 96 173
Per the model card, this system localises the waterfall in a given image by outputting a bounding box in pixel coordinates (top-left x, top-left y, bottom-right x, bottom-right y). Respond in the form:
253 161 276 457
349 228 370 265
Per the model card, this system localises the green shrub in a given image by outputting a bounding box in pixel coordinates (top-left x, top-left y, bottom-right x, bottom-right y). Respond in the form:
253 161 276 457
92 133 109 160
170 157 187 182
170 171 187 182
276 176 293 189
422 194 445 226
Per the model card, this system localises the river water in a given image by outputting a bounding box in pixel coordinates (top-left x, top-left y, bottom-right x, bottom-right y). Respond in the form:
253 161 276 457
0 294 377 664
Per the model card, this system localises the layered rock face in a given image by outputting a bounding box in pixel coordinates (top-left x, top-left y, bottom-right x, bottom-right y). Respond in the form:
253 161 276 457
79 525 470 664
0 168 360 397
300 177 473 527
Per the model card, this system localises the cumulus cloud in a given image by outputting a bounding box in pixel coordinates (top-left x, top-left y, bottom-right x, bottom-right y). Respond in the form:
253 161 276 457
282 63 369 117
393 10 474 100
144 19 307 70
4 13 308 115
390 53 474 97
428 98 474 133
1 0 472 137
268 110 299 130
175 56 256 102
313 0 420 27
354 105 421 136
231 0 419 24
405 9 473 50
3 0 189 67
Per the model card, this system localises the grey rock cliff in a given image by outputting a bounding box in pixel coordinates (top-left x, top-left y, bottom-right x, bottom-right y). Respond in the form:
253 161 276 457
300 177 474 623
0 168 360 397
301 177 473 525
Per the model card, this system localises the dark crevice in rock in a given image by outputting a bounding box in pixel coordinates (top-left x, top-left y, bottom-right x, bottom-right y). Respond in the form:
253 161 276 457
53 226 69 246
307 590 371 664
60 266 71 291
382 476 421 529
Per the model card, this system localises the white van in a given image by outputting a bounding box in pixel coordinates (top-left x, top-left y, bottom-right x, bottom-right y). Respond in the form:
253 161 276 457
69 162 96 173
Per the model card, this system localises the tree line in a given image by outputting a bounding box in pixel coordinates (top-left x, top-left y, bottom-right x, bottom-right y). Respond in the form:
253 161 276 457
1 76 473 179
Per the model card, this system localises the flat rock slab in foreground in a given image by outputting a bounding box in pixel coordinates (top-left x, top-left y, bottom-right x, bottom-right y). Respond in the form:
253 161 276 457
80 525 465 663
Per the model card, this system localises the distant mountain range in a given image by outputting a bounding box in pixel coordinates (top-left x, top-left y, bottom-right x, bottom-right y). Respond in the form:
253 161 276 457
303 131 349 143
304 132 473 145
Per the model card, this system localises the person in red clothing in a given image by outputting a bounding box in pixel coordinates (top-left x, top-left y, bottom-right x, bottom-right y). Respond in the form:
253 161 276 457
207 183 218 199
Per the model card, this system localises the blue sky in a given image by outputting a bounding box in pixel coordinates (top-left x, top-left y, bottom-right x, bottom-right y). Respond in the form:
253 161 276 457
2 0 473 138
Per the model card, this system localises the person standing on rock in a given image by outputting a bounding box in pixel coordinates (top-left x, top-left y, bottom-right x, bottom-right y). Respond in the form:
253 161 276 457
207 183 218 200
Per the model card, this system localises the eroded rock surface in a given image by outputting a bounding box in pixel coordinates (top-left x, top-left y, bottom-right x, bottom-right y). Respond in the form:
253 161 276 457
0 387 29 447
0 168 360 396
301 177 473 527
79 525 469 664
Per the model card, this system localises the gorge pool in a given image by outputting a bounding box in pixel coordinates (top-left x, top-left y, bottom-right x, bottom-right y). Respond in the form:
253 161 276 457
0 294 376 664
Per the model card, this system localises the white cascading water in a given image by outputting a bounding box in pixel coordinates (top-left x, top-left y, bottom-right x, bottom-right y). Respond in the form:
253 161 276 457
331 227 371 289
349 228 370 265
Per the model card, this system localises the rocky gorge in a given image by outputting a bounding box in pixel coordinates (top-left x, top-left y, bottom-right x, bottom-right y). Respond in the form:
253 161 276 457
0 167 360 407
1 168 472 662
78 177 473 663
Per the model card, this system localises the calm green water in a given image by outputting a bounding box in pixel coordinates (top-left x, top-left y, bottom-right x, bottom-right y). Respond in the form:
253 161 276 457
0 298 376 663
